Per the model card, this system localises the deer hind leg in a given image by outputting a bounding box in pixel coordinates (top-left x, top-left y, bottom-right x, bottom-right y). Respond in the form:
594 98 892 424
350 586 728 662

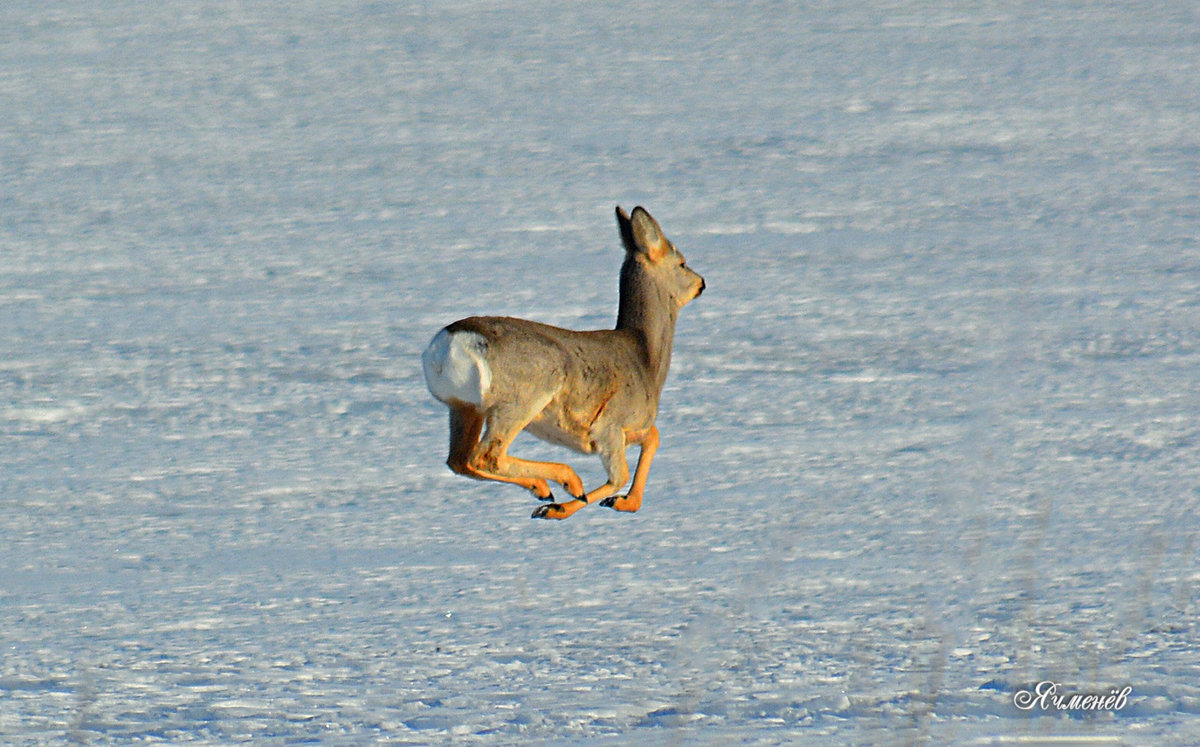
532 428 629 520
446 402 553 499
602 426 659 513
467 399 584 502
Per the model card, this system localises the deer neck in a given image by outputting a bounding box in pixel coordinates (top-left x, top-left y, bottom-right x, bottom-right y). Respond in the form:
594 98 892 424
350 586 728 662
616 257 678 393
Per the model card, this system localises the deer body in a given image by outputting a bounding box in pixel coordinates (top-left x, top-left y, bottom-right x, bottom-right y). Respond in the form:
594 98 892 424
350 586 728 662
422 206 704 519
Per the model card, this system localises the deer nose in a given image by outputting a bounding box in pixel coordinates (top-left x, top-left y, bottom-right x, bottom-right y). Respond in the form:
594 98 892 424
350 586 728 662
697 277 706 297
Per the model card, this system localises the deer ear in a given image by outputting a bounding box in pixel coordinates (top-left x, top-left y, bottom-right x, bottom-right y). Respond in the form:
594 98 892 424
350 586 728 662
629 206 668 262
616 206 636 253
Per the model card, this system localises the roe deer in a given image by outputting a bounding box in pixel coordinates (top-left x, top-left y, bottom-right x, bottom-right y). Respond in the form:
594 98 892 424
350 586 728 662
421 206 705 520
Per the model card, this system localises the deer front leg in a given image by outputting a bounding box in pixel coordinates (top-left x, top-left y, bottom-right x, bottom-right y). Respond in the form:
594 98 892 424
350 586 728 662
601 426 658 513
532 430 630 520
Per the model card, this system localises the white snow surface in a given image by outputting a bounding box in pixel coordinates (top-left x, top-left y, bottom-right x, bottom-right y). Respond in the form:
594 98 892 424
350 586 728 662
3 1 1200 743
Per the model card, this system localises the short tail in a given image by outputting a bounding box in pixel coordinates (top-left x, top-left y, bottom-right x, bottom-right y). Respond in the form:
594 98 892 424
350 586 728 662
422 327 492 407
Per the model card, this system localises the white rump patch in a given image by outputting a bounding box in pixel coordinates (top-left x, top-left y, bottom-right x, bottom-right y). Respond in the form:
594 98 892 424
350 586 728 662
421 328 492 407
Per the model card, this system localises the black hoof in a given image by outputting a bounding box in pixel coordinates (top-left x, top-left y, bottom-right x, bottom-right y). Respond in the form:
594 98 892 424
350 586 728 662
600 496 619 508
531 504 557 519
536 490 555 502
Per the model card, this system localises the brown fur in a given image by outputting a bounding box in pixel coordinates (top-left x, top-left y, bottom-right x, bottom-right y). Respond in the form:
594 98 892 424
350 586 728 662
423 206 704 519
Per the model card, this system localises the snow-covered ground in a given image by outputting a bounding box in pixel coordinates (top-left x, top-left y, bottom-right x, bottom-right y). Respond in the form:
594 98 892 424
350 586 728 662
3 1 1199 742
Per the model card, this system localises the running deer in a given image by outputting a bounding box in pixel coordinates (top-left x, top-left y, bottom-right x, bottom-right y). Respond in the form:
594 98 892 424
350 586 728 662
421 206 705 520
